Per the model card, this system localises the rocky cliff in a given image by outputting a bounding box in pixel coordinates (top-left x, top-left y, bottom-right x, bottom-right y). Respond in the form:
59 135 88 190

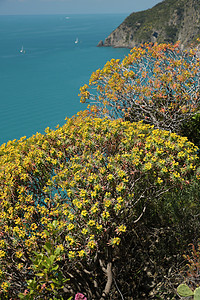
99 0 200 48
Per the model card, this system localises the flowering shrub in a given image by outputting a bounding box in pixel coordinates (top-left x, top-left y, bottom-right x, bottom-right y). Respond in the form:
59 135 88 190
79 42 200 133
0 112 199 298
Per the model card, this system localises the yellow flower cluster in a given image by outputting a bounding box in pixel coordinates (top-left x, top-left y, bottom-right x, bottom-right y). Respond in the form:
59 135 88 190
80 42 200 134
0 112 199 293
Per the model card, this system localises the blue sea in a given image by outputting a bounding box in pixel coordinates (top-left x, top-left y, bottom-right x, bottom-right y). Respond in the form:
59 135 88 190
0 14 130 145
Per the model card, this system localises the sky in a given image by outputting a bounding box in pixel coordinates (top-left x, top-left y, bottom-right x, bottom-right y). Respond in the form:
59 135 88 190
0 0 162 15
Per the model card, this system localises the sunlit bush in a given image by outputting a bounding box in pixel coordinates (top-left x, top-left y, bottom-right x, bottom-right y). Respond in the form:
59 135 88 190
0 112 199 298
79 42 200 133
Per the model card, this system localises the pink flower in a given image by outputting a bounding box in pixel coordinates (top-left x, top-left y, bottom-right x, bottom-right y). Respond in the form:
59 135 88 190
75 293 87 300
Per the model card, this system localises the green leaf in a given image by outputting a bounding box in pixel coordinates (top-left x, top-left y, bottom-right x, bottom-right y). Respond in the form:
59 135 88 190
194 287 200 300
55 247 61 256
44 242 52 254
44 230 50 237
52 278 59 284
50 283 55 290
52 220 57 228
35 273 44 277
177 284 194 297
52 265 59 271
49 254 56 265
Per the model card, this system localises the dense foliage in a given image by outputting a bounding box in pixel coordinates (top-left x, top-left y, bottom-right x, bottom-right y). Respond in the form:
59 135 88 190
0 111 199 299
80 42 200 134
124 0 184 43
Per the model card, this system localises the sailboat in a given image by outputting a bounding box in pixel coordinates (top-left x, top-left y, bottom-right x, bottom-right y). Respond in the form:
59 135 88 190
20 46 25 53
75 37 79 44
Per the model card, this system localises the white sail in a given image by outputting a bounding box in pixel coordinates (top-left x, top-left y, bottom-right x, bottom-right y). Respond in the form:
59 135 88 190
20 45 25 53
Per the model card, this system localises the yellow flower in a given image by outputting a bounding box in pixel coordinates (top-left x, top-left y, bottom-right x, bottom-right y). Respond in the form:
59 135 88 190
100 167 106 174
178 151 185 158
88 173 97 183
94 184 101 192
30 223 38 231
67 223 75 231
68 213 74 221
1 281 9 291
91 203 98 214
87 240 96 249
17 263 23 270
161 167 168 173
96 224 103 231
78 250 86 257
65 236 75 246
0 250 6 258
102 210 110 219
80 189 87 198
81 210 88 217
144 162 152 171
67 189 72 197
157 177 163 184
107 174 114 181
117 197 124 203
82 228 88 235
15 217 21 225
116 184 125 192
91 190 97 198
117 225 126 233
105 192 111 198
172 171 180 178
15 251 23 258
104 199 112 208
115 203 122 211
68 251 76 259
88 220 95 227
111 237 121 245
74 173 81 182
0 240 5 248
118 170 126 178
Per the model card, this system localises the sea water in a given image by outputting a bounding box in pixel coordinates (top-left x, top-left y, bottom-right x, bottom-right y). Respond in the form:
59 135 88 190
0 14 130 145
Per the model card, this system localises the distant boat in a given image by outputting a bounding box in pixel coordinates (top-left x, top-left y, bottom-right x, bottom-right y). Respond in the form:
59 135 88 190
75 37 79 44
20 46 25 53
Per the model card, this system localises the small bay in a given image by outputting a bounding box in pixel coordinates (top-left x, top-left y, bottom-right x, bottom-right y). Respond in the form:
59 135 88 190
0 14 130 145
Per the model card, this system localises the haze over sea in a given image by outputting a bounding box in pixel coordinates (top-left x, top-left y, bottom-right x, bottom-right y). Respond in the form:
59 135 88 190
0 14 130 145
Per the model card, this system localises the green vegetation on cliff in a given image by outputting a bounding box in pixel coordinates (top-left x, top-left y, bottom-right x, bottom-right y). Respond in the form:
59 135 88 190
103 0 200 48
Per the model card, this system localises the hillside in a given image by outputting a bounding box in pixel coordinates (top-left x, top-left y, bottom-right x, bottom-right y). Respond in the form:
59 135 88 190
98 0 200 48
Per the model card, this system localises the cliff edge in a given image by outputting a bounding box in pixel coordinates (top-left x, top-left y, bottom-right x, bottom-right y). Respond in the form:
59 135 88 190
99 0 200 48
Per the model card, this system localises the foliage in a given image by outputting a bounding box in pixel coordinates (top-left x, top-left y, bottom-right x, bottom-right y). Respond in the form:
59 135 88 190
79 42 200 134
180 113 200 149
0 112 199 298
18 237 69 300
177 284 200 299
